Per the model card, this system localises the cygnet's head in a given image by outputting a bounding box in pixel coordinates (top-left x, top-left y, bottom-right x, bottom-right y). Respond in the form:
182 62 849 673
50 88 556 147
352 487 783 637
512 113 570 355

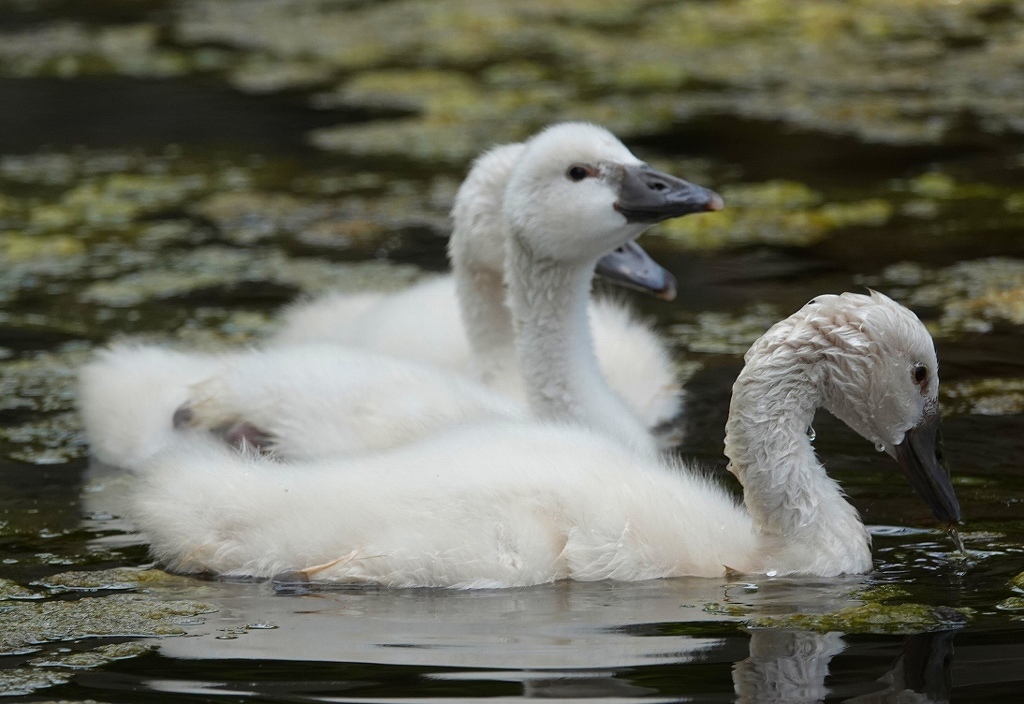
450 136 678 299
450 142 526 275
502 122 722 262
761 290 960 524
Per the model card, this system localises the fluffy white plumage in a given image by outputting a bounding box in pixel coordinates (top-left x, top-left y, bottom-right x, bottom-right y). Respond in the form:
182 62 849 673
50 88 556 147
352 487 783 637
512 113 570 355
78 126 679 468
130 291 949 585
272 140 682 429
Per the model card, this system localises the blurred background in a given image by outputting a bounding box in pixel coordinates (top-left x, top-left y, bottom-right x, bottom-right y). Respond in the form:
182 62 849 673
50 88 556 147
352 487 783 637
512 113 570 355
1 0 1024 701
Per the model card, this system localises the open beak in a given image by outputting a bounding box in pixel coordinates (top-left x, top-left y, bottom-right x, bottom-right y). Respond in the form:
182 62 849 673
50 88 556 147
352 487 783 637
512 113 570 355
594 240 677 301
615 164 724 224
893 413 961 526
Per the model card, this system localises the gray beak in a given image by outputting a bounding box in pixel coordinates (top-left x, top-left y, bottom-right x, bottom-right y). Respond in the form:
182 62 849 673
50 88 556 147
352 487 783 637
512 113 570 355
615 164 724 224
594 240 677 301
893 413 961 527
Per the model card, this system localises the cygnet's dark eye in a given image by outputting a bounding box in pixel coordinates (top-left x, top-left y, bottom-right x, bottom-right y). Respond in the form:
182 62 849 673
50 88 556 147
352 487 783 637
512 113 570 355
567 165 589 182
914 364 928 385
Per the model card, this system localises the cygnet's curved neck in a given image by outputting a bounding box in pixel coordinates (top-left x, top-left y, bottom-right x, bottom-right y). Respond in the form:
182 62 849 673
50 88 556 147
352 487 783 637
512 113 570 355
453 263 518 389
506 232 655 456
724 356 871 575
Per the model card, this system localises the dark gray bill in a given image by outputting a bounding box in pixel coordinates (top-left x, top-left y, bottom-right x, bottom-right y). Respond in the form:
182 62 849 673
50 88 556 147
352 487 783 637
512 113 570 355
615 163 724 224
595 240 677 301
893 413 961 526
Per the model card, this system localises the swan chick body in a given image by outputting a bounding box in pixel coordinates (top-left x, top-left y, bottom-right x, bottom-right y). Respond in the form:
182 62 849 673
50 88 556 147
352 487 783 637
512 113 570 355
80 341 522 467
272 141 683 430
128 142 955 585
79 128 684 467
167 123 711 460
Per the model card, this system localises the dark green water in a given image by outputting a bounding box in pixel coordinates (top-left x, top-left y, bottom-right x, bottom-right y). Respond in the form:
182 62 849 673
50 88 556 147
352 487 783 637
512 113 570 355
2 1 1024 700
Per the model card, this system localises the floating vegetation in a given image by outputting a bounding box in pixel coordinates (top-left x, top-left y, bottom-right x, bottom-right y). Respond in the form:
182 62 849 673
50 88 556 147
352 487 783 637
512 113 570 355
0 578 39 600
81 246 419 307
943 378 1024 416
0 591 207 696
749 602 971 634
27 640 156 669
657 181 893 249
34 567 189 593
0 593 215 655
669 304 782 355
163 0 1024 152
878 258 1024 336
0 23 190 78
0 0 1022 153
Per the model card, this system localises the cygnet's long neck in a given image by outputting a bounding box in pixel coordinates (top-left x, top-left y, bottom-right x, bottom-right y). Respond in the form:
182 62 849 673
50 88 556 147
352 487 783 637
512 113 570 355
453 263 519 391
506 232 656 456
724 352 871 576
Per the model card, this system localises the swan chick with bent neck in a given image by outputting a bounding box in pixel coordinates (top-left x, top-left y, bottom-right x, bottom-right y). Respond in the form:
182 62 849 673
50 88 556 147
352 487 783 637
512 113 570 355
130 136 957 587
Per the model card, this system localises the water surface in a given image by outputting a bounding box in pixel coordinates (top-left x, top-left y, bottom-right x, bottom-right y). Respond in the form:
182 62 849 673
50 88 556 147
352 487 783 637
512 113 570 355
1 1 1024 701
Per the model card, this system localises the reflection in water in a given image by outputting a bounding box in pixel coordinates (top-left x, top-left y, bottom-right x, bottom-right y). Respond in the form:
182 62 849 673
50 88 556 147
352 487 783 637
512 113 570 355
734 630 845 703
735 628 957 704
848 630 956 704
79 451 969 702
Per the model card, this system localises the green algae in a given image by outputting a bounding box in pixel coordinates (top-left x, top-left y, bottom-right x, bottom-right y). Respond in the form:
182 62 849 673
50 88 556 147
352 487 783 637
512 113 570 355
0 22 189 79
879 258 1024 336
81 246 420 307
656 181 893 249
943 378 1024 416
0 592 198 695
0 592 215 655
850 584 912 602
34 567 188 593
0 348 90 415
195 190 391 247
669 305 782 355
748 602 971 634
997 597 1024 611
0 577 39 600
0 411 87 464
703 601 753 617
0 233 87 262
167 0 1024 151
0 669 72 697
28 640 156 669
1011 571 1024 593
1 0 1023 151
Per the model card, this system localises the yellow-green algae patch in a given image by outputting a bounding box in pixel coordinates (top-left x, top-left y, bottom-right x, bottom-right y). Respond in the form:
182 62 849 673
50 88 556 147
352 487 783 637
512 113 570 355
0 22 190 78
943 378 1024 416
669 305 783 355
166 0 1024 150
1011 571 1024 593
748 602 970 634
0 668 73 697
2 635 160 695
656 181 892 250
81 246 420 307
0 233 87 262
0 347 93 463
849 584 911 602
34 567 192 593
28 641 156 669
194 190 391 247
880 258 1024 336
28 172 210 233
0 593 215 655
0 578 39 600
